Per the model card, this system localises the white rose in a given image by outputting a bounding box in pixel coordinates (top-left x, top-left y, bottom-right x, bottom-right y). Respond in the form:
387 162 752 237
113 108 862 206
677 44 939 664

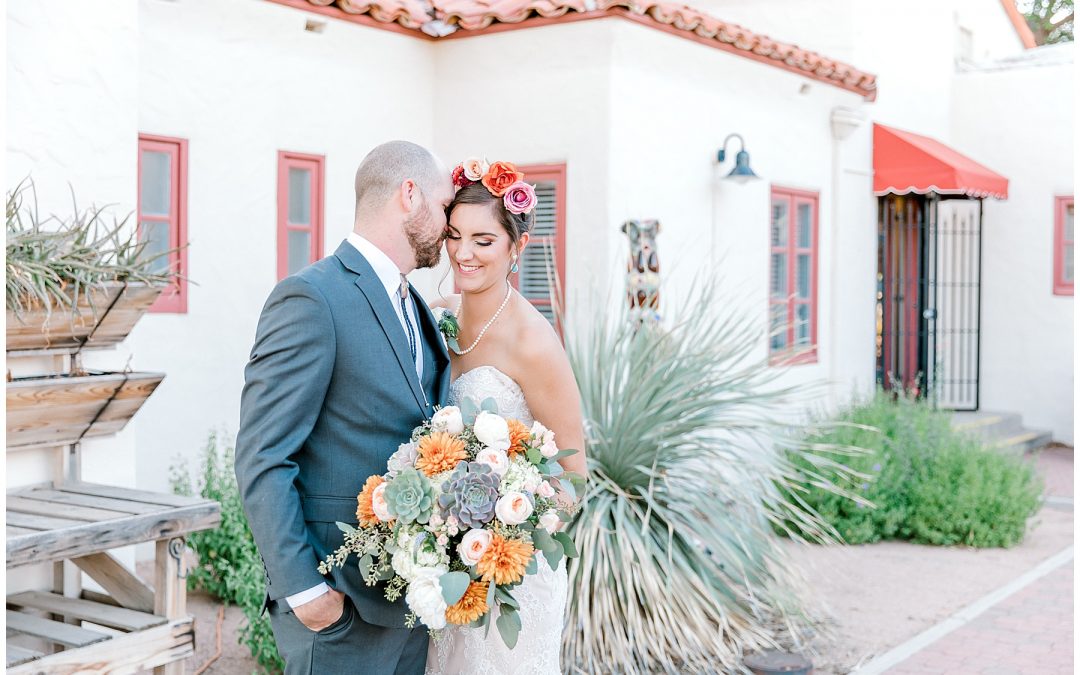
522 470 542 493
405 567 448 630
495 492 533 526
372 483 393 522
457 528 493 566
539 511 561 533
416 547 444 568
462 157 488 181
387 442 419 477
530 421 555 446
432 406 464 435
540 439 559 459
392 548 418 582
473 412 511 451
537 481 556 498
475 447 510 476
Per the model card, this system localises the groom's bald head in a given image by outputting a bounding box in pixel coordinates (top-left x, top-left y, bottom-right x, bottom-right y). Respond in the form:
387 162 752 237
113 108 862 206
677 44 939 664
354 141 447 218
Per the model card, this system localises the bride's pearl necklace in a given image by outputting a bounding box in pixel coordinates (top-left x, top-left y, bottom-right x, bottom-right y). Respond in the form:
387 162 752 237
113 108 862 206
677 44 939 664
451 284 513 356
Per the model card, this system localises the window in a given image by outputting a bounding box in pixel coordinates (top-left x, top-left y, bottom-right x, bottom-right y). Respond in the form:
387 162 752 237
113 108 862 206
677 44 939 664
769 187 819 363
137 134 188 313
514 164 567 328
1054 195 1074 296
277 151 325 280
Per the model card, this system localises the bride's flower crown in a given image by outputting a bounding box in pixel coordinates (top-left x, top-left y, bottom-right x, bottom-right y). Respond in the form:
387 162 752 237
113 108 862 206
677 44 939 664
451 158 538 215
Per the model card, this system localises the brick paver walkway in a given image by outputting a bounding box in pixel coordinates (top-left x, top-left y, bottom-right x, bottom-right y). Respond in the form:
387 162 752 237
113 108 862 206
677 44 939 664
885 564 1073 674
883 446 1074 675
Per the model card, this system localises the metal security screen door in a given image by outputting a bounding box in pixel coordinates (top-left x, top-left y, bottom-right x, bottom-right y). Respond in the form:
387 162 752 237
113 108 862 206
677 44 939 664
876 195 983 410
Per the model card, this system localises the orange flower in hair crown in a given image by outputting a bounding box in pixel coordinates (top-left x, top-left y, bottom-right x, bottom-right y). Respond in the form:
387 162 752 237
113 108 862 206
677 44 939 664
452 157 537 215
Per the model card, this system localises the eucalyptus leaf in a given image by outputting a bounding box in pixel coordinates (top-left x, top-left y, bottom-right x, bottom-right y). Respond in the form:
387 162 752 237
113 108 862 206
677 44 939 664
480 397 499 414
460 398 479 425
494 586 519 610
542 543 562 570
447 337 460 352
336 521 358 535
495 606 521 649
439 571 471 606
553 531 579 558
357 554 374 581
526 448 543 464
525 555 538 576
553 448 579 460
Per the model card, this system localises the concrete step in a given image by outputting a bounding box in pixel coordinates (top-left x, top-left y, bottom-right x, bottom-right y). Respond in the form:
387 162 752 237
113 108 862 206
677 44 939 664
952 411 1052 455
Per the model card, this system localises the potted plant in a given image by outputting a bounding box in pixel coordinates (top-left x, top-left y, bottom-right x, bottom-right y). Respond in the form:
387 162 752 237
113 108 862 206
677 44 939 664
6 181 179 351
6 181 177 448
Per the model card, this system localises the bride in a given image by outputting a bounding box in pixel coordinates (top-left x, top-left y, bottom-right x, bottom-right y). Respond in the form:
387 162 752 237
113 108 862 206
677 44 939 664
426 160 587 674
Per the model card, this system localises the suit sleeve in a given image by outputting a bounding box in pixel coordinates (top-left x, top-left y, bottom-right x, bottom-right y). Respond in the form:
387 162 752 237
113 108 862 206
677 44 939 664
235 275 335 601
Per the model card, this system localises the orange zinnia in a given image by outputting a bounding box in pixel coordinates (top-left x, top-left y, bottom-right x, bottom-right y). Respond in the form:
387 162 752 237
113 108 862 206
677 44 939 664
506 419 530 459
445 580 489 625
476 535 534 586
415 432 467 477
355 475 384 527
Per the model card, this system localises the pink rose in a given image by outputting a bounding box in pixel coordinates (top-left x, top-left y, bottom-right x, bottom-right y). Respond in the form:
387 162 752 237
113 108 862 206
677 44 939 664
458 528 493 566
476 447 510 476
537 481 556 498
539 511 561 533
540 439 559 459
503 182 537 215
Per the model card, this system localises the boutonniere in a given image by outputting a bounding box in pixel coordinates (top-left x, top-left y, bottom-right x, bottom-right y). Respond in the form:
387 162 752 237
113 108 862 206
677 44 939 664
435 307 460 353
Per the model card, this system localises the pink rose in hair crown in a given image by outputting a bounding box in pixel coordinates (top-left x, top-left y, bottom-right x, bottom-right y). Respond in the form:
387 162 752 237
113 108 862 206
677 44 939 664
503 181 537 215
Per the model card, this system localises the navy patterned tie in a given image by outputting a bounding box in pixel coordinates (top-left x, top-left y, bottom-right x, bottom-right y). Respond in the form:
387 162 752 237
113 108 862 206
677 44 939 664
399 274 417 365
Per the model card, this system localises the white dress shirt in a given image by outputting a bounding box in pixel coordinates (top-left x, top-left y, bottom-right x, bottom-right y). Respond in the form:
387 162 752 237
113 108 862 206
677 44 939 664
285 233 424 610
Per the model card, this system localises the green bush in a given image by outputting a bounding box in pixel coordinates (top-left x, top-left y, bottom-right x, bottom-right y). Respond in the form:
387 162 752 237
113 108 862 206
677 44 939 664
171 432 284 674
783 391 1042 548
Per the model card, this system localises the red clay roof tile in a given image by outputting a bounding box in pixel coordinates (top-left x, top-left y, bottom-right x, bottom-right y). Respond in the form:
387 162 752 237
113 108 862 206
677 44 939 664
281 0 878 100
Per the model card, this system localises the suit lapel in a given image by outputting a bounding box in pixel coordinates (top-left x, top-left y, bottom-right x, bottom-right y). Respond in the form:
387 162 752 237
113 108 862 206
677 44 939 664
412 288 452 406
336 242 428 416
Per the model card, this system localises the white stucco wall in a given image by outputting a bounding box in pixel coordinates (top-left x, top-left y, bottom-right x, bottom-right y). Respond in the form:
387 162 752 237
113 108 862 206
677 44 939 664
605 20 876 410
429 20 616 332
6 0 141 590
129 0 436 499
951 46 1074 442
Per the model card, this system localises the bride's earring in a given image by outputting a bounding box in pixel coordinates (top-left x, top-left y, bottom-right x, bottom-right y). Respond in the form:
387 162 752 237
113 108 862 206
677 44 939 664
510 254 519 274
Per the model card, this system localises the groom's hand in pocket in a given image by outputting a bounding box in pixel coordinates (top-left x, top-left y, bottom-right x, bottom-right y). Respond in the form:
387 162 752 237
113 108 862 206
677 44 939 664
294 588 346 632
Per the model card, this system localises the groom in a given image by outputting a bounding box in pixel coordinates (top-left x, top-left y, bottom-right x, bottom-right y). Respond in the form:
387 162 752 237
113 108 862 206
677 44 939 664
235 141 454 674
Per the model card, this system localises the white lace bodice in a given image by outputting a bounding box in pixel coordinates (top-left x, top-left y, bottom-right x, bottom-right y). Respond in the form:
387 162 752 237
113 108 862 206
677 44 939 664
427 365 566 675
449 366 533 425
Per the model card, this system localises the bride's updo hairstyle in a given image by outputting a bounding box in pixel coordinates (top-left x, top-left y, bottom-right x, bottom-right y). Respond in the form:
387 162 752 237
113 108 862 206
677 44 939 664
446 159 537 250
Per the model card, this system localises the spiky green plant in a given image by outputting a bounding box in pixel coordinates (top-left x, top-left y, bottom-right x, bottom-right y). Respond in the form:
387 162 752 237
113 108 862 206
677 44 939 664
561 279 868 674
6 180 179 321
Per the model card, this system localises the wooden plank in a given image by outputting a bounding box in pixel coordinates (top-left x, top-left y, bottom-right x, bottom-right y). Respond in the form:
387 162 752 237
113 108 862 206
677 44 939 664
12 487 169 515
6 512 87 531
7 526 36 537
6 372 164 448
6 617 193 675
6 644 44 668
6 502 220 568
6 610 111 647
70 553 156 613
7 495 133 522
6 283 164 352
8 591 166 632
80 589 120 608
59 482 206 509
153 538 186 675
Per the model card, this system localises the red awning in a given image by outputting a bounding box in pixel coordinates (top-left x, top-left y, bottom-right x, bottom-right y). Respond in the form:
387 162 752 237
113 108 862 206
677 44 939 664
873 123 1008 200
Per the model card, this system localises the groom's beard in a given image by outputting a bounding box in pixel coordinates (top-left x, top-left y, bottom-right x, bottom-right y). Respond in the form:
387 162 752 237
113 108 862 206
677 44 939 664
405 201 444 270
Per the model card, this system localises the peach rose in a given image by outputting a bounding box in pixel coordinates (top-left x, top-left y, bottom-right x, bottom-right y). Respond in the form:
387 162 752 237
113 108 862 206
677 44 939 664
495 491 533 525
458 528 493 566
462 157 489 182
371 483 393 522
481 161 525 197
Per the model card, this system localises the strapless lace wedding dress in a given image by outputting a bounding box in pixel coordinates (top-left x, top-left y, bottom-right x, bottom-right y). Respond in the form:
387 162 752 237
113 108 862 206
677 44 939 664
425 366 568 675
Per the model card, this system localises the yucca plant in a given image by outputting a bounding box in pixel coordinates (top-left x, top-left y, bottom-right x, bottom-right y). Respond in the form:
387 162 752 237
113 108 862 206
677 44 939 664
561 277 869 674
6 180 179 321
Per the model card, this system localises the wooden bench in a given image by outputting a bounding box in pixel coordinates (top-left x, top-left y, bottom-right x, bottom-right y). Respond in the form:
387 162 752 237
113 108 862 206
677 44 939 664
6 481 220 674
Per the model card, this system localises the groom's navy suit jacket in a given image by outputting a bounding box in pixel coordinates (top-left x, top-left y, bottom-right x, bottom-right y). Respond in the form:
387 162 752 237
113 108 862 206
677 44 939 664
236 241 450 628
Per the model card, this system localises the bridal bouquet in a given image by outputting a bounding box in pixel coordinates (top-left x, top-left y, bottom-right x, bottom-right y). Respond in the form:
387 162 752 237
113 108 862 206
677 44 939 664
318 398 582 648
